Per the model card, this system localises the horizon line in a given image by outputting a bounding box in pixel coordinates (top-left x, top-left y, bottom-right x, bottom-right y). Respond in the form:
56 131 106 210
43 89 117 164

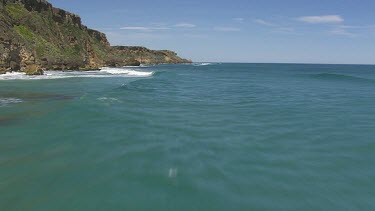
193 61 375 66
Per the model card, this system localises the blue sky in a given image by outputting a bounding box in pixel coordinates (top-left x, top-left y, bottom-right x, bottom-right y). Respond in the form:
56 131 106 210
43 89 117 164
49 0 375 64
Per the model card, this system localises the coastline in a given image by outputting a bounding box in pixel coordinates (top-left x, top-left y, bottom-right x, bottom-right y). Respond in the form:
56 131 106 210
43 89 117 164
0 0 192 76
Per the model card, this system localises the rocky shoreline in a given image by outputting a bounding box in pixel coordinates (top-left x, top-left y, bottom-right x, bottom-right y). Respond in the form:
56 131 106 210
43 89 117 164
0 0 192 75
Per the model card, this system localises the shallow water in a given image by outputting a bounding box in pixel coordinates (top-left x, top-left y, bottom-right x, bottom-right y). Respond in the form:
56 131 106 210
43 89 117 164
1 64 375 210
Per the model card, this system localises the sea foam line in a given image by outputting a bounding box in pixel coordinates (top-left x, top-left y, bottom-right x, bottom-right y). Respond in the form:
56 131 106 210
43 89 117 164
100 67 154 77
193 63 212 66
0 98 23 107
0 67 154 80
192 62 220 66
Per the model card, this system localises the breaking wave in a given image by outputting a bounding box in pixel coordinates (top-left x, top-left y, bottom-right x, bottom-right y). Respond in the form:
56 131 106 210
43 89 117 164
193 63 214 66
100 67 154 76
0 98 23 107
0 67 154 80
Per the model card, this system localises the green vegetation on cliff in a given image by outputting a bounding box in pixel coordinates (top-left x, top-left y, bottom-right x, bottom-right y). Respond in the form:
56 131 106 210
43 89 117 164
5 2 28 19
0 0 191 74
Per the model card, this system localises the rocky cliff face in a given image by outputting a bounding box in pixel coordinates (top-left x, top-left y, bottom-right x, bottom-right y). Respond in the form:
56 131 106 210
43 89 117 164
111 46 191 65
4 0 52 12
0 0 191 74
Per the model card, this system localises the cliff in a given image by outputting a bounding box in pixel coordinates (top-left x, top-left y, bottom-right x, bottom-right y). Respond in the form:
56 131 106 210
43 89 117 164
0 0 191 75
111 46 192 65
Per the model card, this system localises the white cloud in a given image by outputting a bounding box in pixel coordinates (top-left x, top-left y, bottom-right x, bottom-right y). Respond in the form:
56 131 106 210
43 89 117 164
214 27 241 31
298 15 344 24
233 18 244 22
254 19 276 26
174 23 196 28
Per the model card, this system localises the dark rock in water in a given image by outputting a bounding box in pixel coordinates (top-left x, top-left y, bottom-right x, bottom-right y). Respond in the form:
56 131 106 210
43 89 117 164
9 61 20 71
106 57 141 67
124 59 141 66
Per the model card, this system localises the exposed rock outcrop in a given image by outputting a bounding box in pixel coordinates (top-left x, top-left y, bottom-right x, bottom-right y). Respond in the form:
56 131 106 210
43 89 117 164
5 0 52 12
24 64 43 75
0 0 191 75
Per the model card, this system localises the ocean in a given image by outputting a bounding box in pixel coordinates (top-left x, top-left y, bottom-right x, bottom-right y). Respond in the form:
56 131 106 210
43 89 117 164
0 63 374 210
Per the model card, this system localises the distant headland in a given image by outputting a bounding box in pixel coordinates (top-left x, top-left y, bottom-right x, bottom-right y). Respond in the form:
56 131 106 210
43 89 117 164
0 0 192 75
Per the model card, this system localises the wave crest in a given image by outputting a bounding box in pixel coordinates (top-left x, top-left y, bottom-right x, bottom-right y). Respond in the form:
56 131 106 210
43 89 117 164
0 98 23 107
100 67 154 77
193 63 213 66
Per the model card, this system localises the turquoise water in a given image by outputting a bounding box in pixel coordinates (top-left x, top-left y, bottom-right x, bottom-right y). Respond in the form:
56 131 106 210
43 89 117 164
1 63 375 210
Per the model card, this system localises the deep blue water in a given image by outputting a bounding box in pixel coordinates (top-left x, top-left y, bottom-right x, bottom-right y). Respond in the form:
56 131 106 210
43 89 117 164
0 63 375 210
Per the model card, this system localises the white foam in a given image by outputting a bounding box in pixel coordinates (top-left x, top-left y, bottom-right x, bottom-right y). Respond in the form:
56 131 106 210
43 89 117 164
0 71 85 80
123 65 149 68
0 98 23 107
100 67 154 77
193 62 213 66
168 168 178 178
0 72 25 79
0 68 154 80
97 97 121 103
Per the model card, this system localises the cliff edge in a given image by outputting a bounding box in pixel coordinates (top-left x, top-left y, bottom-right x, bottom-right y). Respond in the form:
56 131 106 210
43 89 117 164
0 0 191 75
